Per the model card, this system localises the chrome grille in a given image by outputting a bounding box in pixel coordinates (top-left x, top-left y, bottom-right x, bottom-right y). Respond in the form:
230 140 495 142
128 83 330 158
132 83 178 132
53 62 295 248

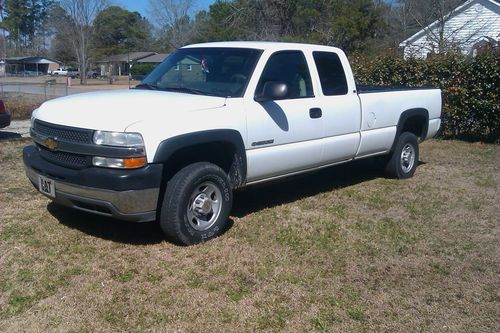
34 120 92 144
38 146 91 169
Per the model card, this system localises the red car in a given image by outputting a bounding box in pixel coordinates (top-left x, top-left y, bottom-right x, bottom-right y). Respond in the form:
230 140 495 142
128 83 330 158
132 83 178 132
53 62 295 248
0 100 11 128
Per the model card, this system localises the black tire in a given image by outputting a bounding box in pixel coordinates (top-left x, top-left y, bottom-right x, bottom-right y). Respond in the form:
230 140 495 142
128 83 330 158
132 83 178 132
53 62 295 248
384 132 419 179
159 162 233 245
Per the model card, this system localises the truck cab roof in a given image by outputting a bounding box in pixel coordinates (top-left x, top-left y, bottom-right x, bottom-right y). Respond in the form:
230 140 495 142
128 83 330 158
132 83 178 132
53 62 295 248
182 41 344 54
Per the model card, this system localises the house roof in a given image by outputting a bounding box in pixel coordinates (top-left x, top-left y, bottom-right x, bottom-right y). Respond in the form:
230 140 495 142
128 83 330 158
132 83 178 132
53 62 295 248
136 53 169 63
400 0 500 46
6 56 61 64
98 52 157 63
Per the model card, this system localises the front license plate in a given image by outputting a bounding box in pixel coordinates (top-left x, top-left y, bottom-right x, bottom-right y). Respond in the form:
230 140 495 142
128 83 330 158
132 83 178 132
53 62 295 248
38 175 55 198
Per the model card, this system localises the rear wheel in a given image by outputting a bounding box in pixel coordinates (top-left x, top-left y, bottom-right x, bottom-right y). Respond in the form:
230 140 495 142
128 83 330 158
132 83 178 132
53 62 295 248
159 162 233 245
384 132 419 179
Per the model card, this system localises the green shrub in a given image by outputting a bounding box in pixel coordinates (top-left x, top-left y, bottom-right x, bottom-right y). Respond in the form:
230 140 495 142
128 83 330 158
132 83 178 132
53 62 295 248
130 63 156 76
350 52 499 142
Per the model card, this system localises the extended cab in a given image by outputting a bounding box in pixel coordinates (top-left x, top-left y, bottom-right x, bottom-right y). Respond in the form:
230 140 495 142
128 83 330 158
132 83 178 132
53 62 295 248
24 42 441 244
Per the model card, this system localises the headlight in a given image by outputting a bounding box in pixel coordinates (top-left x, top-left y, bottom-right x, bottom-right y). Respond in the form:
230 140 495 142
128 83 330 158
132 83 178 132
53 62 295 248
93 130 144 147
92 131 147 169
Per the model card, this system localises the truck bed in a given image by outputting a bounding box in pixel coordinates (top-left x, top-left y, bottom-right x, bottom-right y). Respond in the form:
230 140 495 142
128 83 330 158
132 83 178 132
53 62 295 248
356 85 442 153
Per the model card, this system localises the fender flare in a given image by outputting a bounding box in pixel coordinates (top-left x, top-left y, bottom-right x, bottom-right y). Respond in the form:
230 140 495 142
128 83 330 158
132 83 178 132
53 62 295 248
153 129 247 186
396 108 429 138
393 108 429 145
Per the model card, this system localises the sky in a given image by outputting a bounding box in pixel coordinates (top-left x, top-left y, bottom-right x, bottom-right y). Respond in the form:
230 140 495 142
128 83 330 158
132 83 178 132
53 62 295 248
116 0 215 18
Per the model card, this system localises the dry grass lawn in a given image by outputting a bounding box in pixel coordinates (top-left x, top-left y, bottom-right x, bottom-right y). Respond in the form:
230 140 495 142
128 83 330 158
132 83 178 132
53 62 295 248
0 139 498 332
2 93 44 120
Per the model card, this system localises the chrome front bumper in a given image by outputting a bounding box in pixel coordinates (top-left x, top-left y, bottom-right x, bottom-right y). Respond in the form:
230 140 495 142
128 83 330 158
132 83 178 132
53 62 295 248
25 166 159 222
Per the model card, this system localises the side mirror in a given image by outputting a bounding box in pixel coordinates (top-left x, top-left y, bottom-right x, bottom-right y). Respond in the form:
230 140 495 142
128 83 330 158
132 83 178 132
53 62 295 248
255 81 288 102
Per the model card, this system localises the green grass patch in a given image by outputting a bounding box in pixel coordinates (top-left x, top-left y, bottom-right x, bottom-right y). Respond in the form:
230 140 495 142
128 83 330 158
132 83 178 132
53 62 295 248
0 139 498 332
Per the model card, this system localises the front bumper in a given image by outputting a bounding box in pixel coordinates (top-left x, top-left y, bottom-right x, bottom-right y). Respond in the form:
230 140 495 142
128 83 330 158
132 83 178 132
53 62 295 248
23 145 163 222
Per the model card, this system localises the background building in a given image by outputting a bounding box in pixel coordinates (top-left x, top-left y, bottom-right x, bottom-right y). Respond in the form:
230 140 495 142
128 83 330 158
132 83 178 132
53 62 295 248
400 0 500 58
97 52 156 76
2 56 60 76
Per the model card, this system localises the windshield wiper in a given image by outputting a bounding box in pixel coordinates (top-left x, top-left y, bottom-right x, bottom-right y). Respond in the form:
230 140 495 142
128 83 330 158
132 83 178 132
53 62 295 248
162 86 220 97
134 83 160 90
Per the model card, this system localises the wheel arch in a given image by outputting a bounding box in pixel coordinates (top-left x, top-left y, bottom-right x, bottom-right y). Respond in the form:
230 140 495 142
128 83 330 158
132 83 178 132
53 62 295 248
153 129 247 189
397 108 429 140
391 108 429 152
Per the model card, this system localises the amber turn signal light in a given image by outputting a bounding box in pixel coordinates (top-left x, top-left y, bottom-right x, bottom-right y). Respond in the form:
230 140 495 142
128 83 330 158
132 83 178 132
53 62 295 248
123 157 147 169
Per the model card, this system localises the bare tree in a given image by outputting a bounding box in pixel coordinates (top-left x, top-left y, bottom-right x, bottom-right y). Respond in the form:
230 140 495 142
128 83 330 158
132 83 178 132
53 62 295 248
201 0 299 42
0 0 6 61
148 0 196 49
60 0 107 84
242 0 296 41
394 0 416 40
411 0 465 53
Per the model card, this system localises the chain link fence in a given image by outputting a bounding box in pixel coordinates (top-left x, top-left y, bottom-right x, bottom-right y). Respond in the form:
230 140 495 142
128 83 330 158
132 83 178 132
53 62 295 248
0 79 69 102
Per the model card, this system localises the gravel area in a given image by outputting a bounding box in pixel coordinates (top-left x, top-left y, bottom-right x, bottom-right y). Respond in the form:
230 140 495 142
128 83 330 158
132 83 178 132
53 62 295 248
0 119 31 140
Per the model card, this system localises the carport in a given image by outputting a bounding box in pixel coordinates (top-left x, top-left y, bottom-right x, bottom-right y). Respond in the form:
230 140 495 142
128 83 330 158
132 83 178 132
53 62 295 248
5 56 61 76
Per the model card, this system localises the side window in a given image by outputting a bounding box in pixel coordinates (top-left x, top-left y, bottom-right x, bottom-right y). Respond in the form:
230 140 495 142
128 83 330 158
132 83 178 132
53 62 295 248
313 51 348 96
256 51 314 99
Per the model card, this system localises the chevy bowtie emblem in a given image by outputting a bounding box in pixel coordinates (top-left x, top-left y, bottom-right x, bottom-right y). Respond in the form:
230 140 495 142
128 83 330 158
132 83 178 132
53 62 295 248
44 137 59 150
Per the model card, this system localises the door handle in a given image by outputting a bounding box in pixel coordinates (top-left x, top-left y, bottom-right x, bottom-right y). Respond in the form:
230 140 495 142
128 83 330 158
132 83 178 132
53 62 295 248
309 108 322 119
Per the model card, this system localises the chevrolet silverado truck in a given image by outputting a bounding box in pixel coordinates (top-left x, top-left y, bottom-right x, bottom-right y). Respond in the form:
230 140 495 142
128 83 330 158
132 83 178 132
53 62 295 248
24 42 442 245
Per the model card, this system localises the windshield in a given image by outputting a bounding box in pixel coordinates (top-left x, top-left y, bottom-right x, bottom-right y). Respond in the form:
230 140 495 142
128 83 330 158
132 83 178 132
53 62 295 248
137 47 263 97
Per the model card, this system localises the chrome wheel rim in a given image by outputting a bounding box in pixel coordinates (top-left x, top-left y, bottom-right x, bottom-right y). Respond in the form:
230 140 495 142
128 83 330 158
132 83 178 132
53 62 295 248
187 181 222 231
400 143 415 173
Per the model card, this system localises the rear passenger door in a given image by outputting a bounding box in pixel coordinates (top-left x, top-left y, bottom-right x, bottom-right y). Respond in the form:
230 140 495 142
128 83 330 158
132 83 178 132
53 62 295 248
245 51 324 182
312 51 361 164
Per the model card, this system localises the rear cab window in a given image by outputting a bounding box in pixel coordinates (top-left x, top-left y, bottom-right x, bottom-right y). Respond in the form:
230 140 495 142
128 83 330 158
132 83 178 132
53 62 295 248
313 51 348 96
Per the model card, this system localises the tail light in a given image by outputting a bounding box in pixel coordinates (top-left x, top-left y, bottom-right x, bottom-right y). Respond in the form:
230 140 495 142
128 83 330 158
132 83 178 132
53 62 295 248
0 100 5 114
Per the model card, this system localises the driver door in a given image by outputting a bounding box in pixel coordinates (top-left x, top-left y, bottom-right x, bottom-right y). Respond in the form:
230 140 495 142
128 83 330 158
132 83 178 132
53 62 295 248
245 51 324 182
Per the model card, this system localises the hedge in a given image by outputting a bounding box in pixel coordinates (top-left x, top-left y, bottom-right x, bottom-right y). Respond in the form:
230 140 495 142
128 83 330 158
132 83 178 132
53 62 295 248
130 63 156 76
350 52 499 142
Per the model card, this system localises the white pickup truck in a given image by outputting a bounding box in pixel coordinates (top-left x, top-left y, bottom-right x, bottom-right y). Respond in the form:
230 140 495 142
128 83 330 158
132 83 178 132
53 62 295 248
50 68 68 76
50 68 79 78
24 42 441 244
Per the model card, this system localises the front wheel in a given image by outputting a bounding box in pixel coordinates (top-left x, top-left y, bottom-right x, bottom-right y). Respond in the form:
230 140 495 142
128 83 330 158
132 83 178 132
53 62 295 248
159 162 233 245
384 132 419 179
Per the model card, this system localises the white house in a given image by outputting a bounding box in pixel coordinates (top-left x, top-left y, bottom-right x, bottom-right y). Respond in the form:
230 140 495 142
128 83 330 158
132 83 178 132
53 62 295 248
400 0 500 58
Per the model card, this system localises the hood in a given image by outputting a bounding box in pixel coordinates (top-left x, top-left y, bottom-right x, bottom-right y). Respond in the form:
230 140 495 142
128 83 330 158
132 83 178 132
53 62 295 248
33 89 227 132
